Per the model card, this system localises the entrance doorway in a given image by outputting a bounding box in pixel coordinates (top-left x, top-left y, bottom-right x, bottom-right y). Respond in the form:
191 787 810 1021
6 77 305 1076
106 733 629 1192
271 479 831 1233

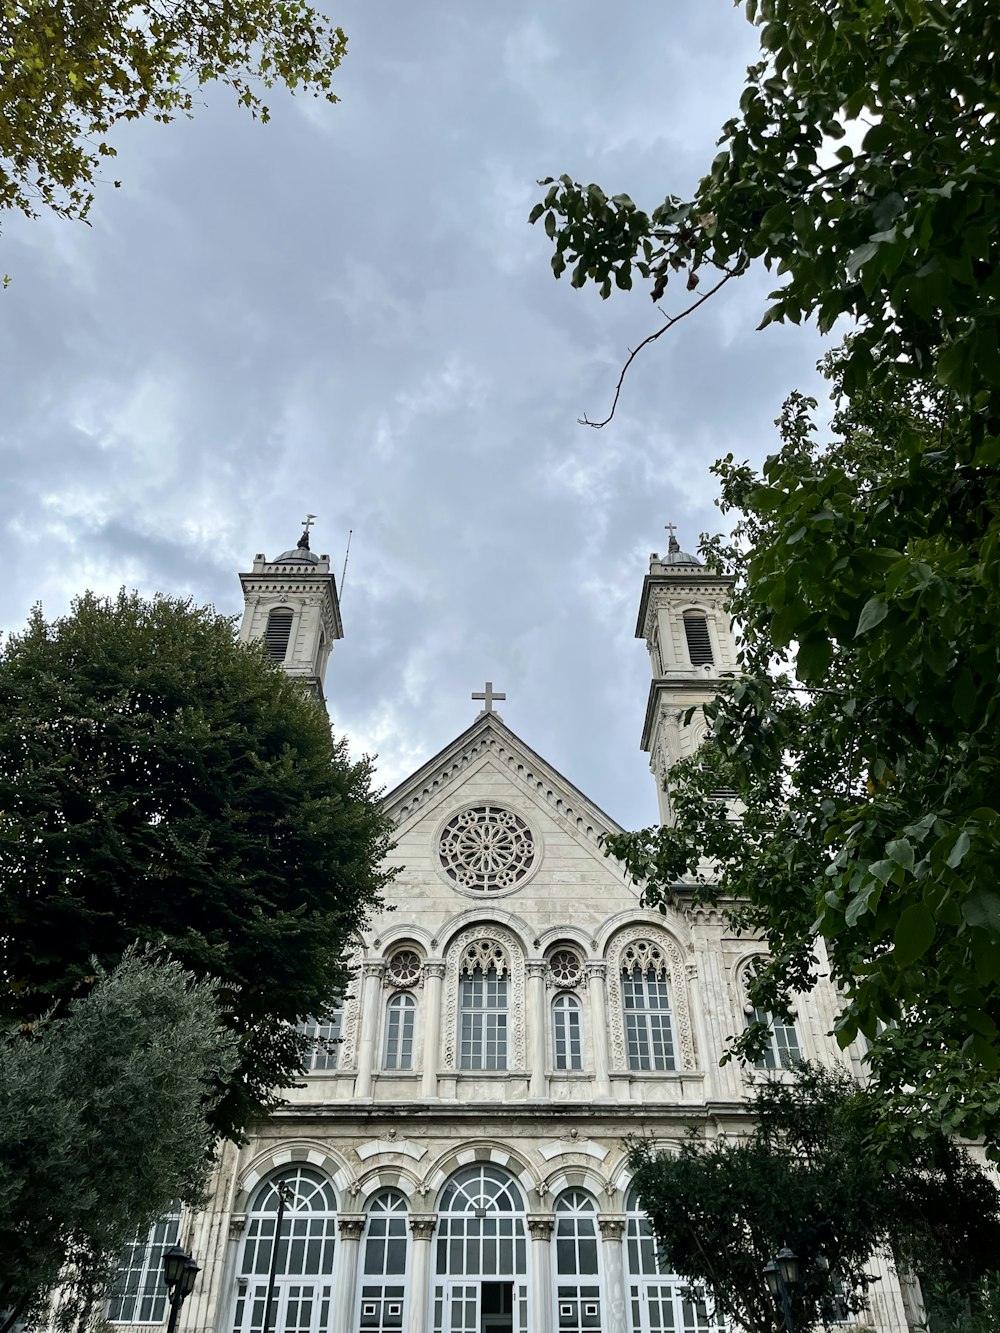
480 1283 513 1333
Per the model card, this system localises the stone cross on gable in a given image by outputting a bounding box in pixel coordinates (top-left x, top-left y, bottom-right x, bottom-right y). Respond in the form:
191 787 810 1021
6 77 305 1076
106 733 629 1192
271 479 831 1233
472 681 506 713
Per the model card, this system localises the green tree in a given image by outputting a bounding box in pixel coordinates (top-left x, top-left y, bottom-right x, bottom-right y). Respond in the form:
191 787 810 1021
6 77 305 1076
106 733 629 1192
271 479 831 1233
628 1065 1000 1333
0 948 234 1333
0 590 394 1139
0 0 346 227
531 0 999 444
607 355 1000 1146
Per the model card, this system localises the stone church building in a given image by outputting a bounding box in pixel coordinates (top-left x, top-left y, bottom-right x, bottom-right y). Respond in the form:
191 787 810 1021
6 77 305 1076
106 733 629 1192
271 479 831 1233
110 529 914 1333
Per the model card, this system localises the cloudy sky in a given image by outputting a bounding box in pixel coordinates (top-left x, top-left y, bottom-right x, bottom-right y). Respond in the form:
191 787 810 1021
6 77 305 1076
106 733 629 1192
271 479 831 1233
0 0 831 829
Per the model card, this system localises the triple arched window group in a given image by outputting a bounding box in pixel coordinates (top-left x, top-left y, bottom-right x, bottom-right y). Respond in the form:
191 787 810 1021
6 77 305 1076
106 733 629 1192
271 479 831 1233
112 1167 726 1333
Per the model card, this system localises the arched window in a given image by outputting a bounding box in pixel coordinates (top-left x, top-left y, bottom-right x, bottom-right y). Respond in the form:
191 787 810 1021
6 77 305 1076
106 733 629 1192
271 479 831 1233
749 1005 802 1069
434 1165 528 1332
555 1191 601 1332
383 993 416 1070
683 612 714 666
625 1186 723 1333
233 1168 337 1333
459 942 509 1071
264 607 294 661
621 944 675 1072
360 1191 409 1332
297 1007 343 1071
552 993 583 1071
107 1204 181 1323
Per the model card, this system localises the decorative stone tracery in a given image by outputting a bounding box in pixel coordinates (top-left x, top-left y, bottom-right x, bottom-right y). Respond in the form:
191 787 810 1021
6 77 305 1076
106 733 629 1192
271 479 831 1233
385 948 422 988
438 805 536 892
442 925 525 1069
605 928 695 1071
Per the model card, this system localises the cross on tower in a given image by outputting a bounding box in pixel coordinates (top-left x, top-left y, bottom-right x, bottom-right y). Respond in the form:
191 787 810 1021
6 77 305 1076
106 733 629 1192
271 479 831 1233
664 522 677 539
472 681 506 713
302 514 316 534
664 521 680 552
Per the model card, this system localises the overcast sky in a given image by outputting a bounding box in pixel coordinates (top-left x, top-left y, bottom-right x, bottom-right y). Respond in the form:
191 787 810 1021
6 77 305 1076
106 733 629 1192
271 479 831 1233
0 0 831 829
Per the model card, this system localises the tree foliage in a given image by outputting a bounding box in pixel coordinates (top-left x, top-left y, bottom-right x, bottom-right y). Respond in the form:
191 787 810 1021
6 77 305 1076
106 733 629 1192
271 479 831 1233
608 355 1000 1146
0 590 393 1140
628 1065 1000 1333
0 0 346 226
532 0 1000 444
0 948 234 1332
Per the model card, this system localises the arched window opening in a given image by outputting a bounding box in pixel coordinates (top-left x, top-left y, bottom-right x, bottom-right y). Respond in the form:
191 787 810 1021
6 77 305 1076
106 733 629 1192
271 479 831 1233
107 1205 181 1323
552 993 583 1071
434 1166 528 1333
683 612 714 667
621 943 675 1072
459 941 509 1071
625 1187 724 1333
555 1191 601 1333
749 1005 802 1070
360 1191 408 1332
297 1007 343 1072
234 1168 337 1333
264 607 294 661
383 993 416 1070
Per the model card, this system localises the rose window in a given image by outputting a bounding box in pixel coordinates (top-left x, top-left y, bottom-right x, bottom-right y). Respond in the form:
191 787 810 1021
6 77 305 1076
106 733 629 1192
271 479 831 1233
548 949 582 985
439 805 535 892
386 950 421 987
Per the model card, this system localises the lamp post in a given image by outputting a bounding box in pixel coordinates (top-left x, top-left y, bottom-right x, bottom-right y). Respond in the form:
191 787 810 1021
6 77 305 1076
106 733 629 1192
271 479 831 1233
162 1244 200 1333
263 1179 295 1333
763 1245 799 1333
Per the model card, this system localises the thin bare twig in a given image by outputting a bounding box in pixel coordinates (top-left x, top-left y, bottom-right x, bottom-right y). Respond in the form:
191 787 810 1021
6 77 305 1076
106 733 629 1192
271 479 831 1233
579 270 734 429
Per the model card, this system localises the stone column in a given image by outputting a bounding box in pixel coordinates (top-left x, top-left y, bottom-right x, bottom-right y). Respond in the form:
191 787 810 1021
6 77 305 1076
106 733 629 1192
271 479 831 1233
331 1215 366 1333
527 1216 554 1333
598 1217 628 1333
408 1215 437 1333
586 962 612 1099
527 960 548 1099
421 962 446 1099
354 961 386 1098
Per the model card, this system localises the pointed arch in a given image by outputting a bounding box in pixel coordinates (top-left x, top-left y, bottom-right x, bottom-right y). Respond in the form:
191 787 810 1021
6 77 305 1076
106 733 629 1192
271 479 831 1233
605 925 695 1071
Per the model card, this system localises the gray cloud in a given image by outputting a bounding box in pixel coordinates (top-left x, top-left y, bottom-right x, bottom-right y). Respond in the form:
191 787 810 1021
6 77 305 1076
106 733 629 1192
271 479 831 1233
0 0 829 828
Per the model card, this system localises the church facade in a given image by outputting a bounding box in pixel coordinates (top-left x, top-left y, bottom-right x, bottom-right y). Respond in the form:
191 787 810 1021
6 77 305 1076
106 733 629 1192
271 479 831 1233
114 530 915 1333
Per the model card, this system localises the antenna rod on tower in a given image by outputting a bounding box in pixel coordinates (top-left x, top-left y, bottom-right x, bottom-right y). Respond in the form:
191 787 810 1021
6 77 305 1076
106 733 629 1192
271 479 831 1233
339 529 353 601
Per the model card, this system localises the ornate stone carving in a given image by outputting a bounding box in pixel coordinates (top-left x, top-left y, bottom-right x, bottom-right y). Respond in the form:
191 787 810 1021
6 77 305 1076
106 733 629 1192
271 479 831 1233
385 949 422 988
547 948 583 987
338 954 360 1068
442 925 525 1069
228 1214 247 1239
459 938 510 979
527 1216 554 1240
409 1215 438 1241
606 928 696 1070
597 1216 626 1241
439 805 535 892
338 1215 366 1240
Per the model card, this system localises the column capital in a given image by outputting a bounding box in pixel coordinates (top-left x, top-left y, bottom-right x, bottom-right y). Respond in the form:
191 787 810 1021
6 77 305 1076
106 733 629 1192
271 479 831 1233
361 960 386 980
409 1214 437 1241
526 1215 554 1240
526 959 548 980
423 960 447 980
585 961 608 982
338 1214 367 1240
597 1215 626 1241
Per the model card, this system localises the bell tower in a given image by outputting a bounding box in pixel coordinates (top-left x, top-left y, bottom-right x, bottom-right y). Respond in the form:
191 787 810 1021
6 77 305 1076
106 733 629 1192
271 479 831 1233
635 528 737 823
238 519 343 701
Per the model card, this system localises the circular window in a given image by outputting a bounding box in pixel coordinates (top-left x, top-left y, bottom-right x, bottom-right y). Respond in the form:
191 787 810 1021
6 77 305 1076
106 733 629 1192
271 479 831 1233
548 948 582 985
438 805 535 892
386 949 421 987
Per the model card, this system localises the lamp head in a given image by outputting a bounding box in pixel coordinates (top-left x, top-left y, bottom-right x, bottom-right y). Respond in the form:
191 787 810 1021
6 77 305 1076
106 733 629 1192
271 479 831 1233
179 1257 200 1300
162 1245 188 1290
763 1261 780 1297
776 1246 800 1287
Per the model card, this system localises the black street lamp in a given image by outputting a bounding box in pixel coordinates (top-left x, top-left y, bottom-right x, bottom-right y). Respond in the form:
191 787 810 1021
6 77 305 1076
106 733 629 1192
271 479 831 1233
763 1245 799 1333
162 1244 200 1333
